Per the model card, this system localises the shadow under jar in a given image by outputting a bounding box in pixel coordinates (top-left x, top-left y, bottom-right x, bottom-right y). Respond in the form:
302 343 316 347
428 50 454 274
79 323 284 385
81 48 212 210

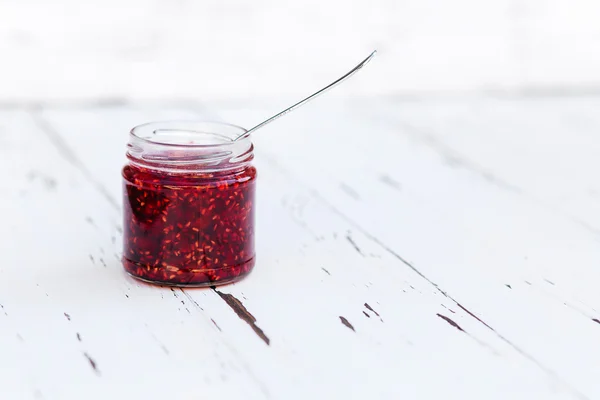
122 121 256 287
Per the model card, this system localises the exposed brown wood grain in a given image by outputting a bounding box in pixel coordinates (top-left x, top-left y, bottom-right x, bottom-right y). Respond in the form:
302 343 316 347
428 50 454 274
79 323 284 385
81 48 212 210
83 353 100 375
213 288 270 345
437 313 464 332
339 316 355 331
364 303 380 317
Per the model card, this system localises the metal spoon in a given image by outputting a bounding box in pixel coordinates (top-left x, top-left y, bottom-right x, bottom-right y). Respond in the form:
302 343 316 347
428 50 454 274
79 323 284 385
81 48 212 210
234 50 377 141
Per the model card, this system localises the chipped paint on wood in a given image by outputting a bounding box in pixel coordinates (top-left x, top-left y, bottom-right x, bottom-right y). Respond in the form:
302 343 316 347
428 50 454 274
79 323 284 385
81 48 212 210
83 353 100 375
339 316 355 331
213 288 270 345
437 313 464 332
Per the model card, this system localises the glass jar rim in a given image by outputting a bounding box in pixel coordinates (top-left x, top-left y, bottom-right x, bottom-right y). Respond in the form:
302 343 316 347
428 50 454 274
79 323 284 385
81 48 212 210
127 120 254 173
130 120 249 148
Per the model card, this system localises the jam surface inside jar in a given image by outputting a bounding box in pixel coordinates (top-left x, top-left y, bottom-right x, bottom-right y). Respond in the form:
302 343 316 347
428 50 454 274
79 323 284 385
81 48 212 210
122 121 256 287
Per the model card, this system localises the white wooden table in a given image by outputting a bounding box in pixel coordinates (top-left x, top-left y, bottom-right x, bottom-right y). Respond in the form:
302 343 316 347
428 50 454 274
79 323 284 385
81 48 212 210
1 96 599 399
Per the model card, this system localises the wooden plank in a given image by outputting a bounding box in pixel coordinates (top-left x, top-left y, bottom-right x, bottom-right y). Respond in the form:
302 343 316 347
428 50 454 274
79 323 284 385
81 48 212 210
203 98 600 398
369 96 600 233
0 110 268 400
38 105 587 399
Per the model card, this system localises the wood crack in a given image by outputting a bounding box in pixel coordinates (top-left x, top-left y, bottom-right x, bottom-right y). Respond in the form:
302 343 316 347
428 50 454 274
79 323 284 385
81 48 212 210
379 110 600 241
364 303 380 317
212 288 270 345
382 118 523 194
345 234 364 256
83 352 100 376
339 183 361 200
31 110 120 210
437 313 464 331
339 316 355 331
182 288 272 399
379 174 402 191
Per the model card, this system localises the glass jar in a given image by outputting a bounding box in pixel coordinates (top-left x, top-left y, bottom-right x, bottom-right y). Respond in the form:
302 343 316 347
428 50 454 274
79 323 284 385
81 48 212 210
122 121 256 287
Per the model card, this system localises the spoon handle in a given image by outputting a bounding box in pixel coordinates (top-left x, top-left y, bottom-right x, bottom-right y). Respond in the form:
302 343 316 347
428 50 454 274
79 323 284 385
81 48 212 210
234 50 377 141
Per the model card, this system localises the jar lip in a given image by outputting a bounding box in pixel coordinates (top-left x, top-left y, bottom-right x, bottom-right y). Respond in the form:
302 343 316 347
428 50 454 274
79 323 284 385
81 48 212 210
130 119 249 148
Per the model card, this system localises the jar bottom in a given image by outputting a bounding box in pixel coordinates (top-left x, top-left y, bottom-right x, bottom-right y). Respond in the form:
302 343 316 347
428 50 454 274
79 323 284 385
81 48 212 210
122 257 255 288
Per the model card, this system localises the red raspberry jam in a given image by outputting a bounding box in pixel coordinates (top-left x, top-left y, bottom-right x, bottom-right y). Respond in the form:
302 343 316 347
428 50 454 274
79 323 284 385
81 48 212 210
122 121 256 287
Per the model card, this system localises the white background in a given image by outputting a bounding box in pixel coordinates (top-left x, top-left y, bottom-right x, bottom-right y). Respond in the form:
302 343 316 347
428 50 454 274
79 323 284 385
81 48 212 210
1 0 600 102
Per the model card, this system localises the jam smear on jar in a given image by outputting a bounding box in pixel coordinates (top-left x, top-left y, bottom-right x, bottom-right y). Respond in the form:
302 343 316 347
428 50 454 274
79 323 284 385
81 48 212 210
122 164 256 286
